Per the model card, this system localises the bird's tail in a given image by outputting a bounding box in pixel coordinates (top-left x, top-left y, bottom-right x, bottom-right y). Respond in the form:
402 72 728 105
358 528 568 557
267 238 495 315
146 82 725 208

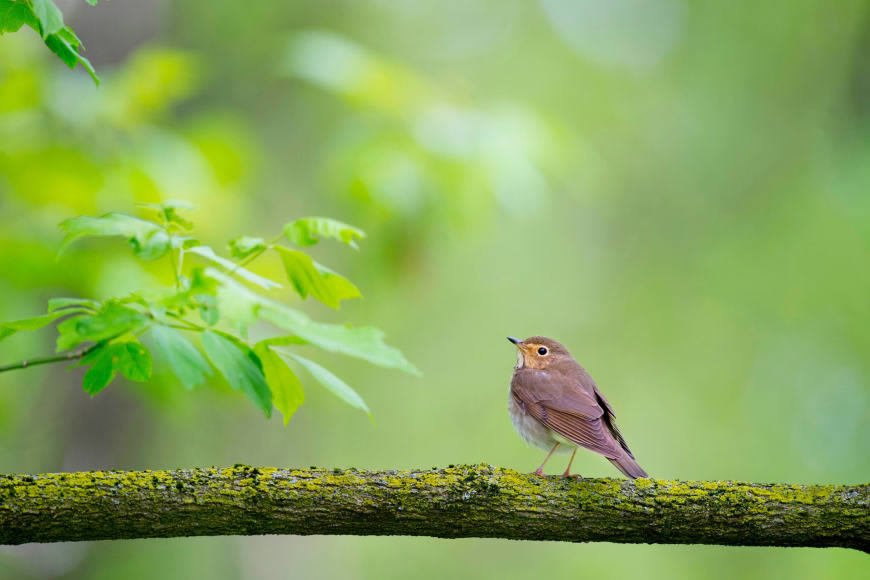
608 452 648 479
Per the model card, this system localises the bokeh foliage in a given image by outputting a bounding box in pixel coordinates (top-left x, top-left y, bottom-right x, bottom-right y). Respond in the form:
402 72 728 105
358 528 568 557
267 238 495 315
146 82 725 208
1 1 869 579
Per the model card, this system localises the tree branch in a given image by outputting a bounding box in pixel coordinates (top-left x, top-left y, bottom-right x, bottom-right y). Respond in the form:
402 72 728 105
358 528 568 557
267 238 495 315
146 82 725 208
1 465 866 550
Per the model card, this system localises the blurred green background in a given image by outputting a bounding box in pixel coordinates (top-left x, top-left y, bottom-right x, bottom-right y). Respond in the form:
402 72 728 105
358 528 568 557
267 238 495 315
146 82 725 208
1 0 869 578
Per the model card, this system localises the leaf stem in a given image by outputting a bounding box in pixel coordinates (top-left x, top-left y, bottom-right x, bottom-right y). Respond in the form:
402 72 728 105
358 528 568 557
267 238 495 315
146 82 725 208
167 246 181 291
0 344 101 373
159 215 181 291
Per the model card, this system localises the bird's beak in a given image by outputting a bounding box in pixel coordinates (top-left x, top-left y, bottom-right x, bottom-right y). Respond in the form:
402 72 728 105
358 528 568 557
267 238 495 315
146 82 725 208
507 336 521 346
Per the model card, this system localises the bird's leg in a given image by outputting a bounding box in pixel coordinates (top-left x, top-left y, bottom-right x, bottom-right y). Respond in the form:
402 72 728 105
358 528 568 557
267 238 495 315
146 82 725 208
562 448 582 478
533 442 560 475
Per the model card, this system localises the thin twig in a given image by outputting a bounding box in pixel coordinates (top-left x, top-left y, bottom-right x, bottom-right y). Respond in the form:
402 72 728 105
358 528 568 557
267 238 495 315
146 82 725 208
0 343 101 373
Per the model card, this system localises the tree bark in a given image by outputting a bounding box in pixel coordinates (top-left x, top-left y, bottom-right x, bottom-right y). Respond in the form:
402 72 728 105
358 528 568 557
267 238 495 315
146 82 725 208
1 464 866 550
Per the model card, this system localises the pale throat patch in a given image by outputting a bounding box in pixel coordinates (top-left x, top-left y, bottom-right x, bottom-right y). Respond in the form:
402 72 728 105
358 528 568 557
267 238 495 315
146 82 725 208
515 349 524 369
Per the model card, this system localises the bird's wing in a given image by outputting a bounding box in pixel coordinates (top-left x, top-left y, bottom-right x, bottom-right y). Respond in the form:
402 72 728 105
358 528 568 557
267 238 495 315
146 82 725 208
593 384 636 458
511 369 626 459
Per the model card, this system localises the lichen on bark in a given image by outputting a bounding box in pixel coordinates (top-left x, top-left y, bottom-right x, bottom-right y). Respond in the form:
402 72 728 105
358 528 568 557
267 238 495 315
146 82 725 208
0 464 867 551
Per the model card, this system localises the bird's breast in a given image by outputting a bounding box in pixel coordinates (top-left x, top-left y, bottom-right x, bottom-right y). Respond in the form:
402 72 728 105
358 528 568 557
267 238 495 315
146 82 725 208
508 393 573 454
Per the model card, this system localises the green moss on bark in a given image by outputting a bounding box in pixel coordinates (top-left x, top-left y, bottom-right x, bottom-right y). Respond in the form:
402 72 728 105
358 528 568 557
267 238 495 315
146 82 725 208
0 465 867 550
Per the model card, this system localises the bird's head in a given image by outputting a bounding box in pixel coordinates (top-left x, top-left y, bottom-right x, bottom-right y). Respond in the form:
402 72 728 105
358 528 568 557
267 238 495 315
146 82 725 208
507 336 571 370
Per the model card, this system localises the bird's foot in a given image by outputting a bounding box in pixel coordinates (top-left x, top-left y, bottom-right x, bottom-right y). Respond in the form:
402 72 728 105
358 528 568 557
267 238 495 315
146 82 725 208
562 471 583 479
532 468 544 476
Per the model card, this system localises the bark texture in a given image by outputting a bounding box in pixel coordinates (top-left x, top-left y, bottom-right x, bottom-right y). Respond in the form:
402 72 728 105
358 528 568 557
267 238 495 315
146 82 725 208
1 464 867 550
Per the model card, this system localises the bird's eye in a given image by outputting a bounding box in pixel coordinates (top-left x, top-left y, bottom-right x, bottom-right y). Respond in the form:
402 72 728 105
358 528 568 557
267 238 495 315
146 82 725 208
537 347 548 356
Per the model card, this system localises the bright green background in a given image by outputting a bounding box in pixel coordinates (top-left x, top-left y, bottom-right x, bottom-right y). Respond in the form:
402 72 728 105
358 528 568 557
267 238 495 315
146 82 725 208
1 1 868 578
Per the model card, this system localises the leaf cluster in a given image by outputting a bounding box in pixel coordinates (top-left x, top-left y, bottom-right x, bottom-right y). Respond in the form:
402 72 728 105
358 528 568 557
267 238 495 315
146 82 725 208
0 201 418 422
0 1 102 84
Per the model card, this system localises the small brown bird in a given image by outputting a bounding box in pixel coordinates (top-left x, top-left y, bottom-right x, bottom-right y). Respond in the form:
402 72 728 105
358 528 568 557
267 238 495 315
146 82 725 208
508 336 648 479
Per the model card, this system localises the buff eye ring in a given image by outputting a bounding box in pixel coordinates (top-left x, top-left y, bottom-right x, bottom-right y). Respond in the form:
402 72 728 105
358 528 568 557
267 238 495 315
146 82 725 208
537 347 548 356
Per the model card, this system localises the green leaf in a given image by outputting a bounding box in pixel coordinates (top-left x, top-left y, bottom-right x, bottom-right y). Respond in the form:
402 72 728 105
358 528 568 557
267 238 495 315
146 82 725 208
148 325 210 389
254 342 304 424
195 294 218 326
228 236 266 260
201 267 260 321
188 266 219 295
56 316 87 350
201 330 272 416
56 302 149 351
171 235 201 250
161 199 196 210
149 200 196 212
257 335 308 347
187 245 281 290
44 26 99 85
30 0 63 38
115 342 152 381
0 1 38 34
137 200 196 211
0 308 90 343
0 1 98 84
213 278 258 328
274 246 360 309
58 213 169 260
47 297 100 313
79 341 151 395
139 201 196 230
283 217 365 249
258 306 420 375
281 352 369 415
82 345 117 395
164 208 193 230
129 228 171 260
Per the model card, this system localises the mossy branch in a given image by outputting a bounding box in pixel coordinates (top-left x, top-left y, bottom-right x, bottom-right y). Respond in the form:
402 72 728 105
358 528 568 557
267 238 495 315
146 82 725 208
1 465 867 550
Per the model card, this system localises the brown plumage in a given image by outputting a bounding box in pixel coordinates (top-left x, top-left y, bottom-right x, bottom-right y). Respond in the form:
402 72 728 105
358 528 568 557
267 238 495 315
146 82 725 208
507 336 648 479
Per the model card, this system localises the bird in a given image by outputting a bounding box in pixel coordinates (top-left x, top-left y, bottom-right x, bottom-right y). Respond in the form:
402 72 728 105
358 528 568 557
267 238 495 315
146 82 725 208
507 336 648 479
